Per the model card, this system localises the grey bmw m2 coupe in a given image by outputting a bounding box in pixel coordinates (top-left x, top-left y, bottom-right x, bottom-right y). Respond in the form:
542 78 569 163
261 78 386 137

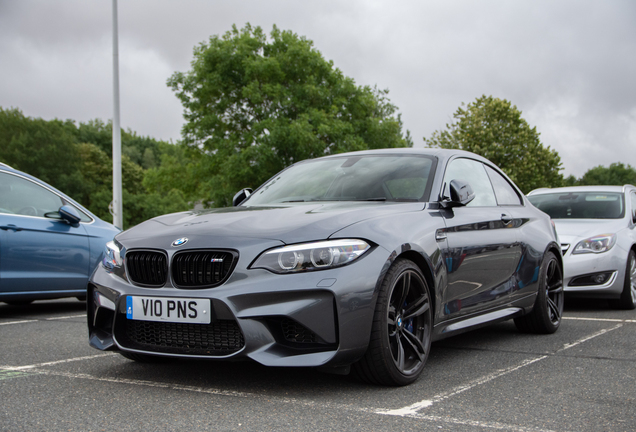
88 148 563 386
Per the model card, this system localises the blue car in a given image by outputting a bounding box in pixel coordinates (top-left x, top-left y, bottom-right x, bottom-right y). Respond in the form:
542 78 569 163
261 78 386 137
0 162 120 304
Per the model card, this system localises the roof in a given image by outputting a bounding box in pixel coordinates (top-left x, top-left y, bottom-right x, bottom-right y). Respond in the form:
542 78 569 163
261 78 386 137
528 185 636 195
315 147 496 166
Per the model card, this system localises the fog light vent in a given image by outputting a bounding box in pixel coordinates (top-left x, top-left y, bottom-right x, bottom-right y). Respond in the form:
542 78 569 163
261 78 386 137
281 319 319 343
569 271 615 287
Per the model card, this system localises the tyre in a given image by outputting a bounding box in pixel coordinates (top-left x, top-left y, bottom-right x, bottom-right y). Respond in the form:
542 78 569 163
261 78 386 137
609 250 636 310
119 351 168 363
352 258 433 386
514 251 563 334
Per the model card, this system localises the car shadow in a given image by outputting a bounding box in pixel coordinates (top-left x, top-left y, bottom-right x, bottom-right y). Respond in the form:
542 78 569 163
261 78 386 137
105 356 378 395
563 296 612 312
0 298 86 318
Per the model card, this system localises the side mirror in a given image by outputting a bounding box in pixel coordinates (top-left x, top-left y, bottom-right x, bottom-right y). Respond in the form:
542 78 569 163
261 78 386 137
59 205 81 227
441 179 475 208
232 188 253 207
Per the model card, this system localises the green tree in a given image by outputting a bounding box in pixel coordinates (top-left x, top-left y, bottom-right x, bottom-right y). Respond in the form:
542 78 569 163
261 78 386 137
0 107 190 229
563 175 578 186
76 118 172 169
167 23 412 207
0 107 82 193
575 162 636 186
424 95 563 193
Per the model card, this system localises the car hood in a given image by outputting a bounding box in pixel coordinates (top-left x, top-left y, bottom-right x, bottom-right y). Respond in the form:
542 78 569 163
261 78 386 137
553 219 626 244
117 202 426 245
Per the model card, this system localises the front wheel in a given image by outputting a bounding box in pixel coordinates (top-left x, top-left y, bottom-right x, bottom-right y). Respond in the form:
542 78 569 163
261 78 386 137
352 259 433 386
609 250 636 310
514 251 564 334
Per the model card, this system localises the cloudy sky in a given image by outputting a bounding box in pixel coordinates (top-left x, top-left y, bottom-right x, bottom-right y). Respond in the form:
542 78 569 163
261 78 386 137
1 0 634 177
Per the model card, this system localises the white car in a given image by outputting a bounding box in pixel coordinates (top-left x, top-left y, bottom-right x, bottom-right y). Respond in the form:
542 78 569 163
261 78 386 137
528 185 636 309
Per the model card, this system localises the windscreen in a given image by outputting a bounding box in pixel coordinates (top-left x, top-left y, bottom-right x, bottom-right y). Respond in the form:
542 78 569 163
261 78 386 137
244 155 435 206
528 192 625 219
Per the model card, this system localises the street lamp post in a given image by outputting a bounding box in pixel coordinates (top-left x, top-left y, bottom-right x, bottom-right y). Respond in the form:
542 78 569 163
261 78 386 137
111 0 123 229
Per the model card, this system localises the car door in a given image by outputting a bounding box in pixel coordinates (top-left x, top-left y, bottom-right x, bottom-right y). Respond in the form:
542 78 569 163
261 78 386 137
438 158 521 321
0 171 90 296
482 164 530 302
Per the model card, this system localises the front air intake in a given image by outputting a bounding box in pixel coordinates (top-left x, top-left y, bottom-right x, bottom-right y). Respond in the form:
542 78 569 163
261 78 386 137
172 250 237 288
126 250 168 287
121 319 245 356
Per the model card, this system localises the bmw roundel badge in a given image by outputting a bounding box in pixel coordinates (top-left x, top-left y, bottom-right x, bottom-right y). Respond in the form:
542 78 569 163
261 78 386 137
172 237 188 247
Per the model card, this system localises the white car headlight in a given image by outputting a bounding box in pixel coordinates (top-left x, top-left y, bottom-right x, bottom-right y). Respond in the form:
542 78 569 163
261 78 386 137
251 239 371 274
572 233 616 254
102 240 123 270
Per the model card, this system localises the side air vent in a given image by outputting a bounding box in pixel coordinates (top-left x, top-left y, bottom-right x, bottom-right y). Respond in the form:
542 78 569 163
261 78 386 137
126 250 168 287
561 243 570 256
172 250 238 288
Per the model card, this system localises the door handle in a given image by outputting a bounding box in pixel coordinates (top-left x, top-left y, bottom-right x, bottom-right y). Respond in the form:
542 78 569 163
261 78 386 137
0 224 23 231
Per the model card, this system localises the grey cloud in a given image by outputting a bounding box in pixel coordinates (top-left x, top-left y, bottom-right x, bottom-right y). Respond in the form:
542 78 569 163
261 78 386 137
0 0 634 177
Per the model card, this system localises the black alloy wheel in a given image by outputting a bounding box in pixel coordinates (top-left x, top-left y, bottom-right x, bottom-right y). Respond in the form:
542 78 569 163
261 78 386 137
544 257 564 325
515 251 564 334
353 258 432 386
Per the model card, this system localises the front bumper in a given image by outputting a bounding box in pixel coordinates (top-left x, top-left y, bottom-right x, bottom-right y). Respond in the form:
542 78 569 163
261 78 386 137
562 246 625 298
87 247 387 368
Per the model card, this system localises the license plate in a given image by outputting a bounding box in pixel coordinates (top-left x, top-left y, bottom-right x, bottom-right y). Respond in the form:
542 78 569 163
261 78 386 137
126 296 212 324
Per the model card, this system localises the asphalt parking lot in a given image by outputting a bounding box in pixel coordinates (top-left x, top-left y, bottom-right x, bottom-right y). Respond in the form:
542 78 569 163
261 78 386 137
1 298 635 432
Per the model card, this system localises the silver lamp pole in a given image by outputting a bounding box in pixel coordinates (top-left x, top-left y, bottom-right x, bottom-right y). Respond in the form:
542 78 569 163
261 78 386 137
111 0 123 229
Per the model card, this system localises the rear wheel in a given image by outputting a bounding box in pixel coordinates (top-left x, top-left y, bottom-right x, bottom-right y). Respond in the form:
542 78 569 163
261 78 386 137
514 251 563 334
609 250 636 310
353 259 432 386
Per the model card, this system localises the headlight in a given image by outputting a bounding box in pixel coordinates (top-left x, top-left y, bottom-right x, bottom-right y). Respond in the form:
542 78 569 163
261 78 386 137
251 239 371 274
572 234 616 254
102 240 123 270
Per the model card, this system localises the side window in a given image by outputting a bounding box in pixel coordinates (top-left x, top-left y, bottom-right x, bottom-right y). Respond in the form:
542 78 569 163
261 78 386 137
485 165 522 206
443 158 496 207
0 172 64 217
0 172 91 222
631 192 636 221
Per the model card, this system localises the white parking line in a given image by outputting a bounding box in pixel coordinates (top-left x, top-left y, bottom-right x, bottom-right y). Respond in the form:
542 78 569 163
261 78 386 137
0 353 116 371
29 369 255 398
0 314 627 432
6 366 569 432
378 356 548 416
563 316 636 324
558 324 623 352
0 314 86 326
379 323 625 418
46 314 86 321
411 413 565 432
0 320 37 326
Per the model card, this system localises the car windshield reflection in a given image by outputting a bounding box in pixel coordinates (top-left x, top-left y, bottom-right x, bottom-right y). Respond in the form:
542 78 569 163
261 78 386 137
528 192 625 219
244 155 434 206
